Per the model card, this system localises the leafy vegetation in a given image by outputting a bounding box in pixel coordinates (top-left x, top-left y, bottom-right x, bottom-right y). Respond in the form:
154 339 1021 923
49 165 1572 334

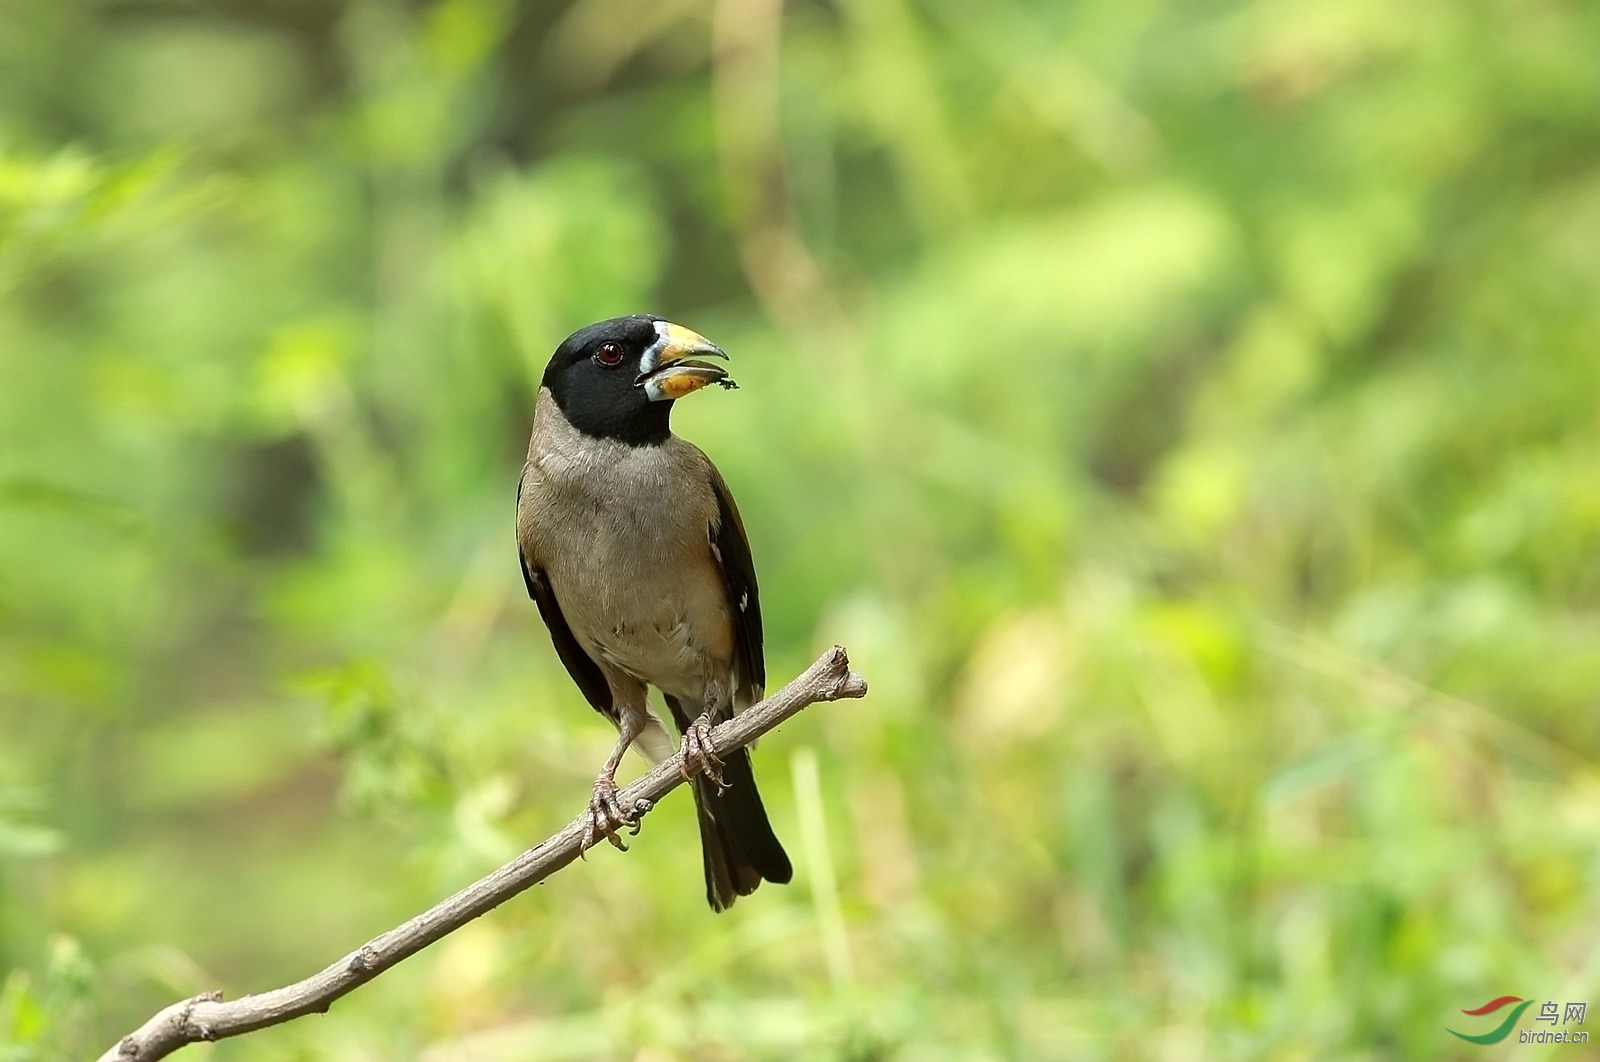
3 0 1598 1058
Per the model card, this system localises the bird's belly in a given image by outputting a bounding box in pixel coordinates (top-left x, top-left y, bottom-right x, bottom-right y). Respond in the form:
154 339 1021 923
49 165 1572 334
590 619 706 692
541 521 732 700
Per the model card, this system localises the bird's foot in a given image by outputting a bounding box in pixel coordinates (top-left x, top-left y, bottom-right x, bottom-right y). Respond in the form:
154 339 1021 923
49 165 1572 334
582 776 647 853
679 713 726 791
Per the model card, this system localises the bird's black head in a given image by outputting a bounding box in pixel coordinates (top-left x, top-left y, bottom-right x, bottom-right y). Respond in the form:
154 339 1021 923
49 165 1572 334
541 314 733 446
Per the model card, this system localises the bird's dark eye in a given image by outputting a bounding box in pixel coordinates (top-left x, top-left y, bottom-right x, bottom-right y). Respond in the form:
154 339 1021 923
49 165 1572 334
594 342 624 367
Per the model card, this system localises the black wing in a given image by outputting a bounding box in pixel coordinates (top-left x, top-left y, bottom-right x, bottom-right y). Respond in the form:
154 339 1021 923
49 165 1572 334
518 476 611 715
707 467 765 699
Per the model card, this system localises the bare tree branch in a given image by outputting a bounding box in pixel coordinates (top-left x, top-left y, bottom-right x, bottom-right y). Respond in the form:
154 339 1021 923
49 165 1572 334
99 646 868 1062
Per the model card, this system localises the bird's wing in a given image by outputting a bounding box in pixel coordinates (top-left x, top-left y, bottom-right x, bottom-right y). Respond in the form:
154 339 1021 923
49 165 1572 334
518 473 611 714
706 464 765 703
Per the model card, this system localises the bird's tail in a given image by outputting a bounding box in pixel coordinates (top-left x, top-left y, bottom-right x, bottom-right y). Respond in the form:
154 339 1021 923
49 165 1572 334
695 748 793 911
667 695 792 911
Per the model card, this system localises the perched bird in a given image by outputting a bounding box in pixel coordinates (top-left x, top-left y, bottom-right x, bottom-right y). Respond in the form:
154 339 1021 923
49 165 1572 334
516 314 792 911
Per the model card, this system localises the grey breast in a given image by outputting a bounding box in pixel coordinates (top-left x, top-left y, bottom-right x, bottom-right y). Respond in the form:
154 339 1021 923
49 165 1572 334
521 389 734 700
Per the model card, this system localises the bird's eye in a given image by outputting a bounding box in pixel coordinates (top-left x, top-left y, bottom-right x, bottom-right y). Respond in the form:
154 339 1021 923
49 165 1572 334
594 342 624 367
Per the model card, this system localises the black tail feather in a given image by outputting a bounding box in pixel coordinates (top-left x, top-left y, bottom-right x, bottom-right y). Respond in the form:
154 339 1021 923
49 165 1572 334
667 695 792 911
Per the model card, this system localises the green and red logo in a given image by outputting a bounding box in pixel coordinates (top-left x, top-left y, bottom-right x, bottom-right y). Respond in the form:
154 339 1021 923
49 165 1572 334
1449 996 1533 1044
1450 997 1588 1045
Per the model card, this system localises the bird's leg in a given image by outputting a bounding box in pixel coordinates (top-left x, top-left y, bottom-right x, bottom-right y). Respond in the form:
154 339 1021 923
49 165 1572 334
583 715 650 853
679 681 727 791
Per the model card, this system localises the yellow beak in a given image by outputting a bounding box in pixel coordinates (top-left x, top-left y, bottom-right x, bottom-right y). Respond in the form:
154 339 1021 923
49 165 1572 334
637 321 732 401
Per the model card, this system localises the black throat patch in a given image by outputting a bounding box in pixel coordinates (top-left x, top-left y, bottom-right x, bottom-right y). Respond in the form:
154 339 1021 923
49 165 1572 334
544 371 674 447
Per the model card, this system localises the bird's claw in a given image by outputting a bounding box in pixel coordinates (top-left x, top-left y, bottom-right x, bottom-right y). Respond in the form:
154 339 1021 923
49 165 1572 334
581 777 646 853
679 714 726 791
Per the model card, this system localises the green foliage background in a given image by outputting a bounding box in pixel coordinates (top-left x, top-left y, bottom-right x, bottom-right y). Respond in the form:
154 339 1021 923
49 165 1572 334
3 0 1599 1058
